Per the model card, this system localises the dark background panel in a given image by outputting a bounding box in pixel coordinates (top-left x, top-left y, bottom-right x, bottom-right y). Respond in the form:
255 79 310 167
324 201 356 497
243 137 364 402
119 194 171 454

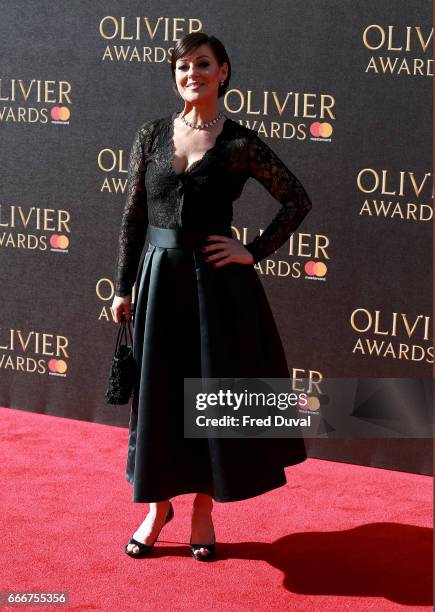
0 1 432 473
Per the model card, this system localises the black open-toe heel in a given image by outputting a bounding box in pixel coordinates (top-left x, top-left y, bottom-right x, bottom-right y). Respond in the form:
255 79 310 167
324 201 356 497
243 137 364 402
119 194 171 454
125 501 174 558
189 540 216 561
189 522 216 561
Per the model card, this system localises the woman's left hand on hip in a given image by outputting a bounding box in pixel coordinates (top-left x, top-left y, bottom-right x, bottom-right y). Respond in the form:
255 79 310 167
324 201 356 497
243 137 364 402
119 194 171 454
201 235 254 268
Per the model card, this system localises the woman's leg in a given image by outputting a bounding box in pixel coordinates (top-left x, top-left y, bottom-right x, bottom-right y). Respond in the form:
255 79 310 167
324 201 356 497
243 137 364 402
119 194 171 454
190 493 216 558
126 500 171 554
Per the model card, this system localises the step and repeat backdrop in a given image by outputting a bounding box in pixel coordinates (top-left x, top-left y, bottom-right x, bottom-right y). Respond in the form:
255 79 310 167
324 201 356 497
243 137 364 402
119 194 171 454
0 1 432 474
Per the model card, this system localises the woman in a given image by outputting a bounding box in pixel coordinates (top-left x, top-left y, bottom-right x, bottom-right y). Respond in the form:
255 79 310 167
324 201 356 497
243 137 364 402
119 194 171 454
110 32 313 561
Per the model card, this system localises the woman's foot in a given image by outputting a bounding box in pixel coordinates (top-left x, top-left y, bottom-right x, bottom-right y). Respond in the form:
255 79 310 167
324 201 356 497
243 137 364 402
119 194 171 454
126 500 172 555
190 494 216 560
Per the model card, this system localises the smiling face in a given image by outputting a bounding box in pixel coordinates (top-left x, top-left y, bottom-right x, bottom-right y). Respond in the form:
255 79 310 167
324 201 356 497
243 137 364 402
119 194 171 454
174 43 228 102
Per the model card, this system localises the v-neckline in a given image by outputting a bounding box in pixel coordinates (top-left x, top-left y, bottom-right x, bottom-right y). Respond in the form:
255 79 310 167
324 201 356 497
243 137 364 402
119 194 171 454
168 110 229 177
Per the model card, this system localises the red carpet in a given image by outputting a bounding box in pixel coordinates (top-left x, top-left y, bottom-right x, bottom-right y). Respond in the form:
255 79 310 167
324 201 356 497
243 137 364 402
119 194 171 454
0 406 432 611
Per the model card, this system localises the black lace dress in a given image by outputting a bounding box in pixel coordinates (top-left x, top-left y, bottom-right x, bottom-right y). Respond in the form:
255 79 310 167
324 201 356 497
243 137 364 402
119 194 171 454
114 110 313 503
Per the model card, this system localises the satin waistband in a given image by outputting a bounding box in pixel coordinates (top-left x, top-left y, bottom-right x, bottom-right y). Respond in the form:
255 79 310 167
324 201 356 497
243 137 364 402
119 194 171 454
148 224 232 249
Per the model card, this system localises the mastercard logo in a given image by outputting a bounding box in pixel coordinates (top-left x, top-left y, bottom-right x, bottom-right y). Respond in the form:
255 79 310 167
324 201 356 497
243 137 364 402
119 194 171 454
305 261 327 277
48 359 68 374
50 234 69 249
306 396 320 411
310 122 333 138
298 395 320 411
50 106 70 122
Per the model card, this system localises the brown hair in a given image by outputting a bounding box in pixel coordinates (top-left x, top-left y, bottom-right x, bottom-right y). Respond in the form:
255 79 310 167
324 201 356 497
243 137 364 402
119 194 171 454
170 32 231 99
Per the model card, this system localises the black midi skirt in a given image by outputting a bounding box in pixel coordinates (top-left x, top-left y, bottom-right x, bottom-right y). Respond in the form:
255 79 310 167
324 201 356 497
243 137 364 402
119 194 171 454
126 224 307 503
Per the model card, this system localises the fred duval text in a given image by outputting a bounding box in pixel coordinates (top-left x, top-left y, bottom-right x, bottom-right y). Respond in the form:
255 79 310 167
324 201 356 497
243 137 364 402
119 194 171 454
196 415 312 428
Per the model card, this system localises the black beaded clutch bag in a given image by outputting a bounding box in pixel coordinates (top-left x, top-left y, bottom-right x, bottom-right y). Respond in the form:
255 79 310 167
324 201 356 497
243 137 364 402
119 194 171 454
106 312 139 405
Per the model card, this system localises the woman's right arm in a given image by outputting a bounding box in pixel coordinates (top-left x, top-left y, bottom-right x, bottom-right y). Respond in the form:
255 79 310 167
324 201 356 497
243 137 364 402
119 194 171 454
111 121 154 322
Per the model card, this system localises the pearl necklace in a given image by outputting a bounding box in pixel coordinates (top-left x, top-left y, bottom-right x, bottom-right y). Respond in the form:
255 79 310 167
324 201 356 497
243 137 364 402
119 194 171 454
179 111 224 130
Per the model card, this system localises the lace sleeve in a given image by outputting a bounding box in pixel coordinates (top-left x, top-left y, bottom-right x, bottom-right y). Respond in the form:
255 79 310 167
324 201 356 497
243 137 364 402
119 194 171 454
114 122 153 297
244 133 313 264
